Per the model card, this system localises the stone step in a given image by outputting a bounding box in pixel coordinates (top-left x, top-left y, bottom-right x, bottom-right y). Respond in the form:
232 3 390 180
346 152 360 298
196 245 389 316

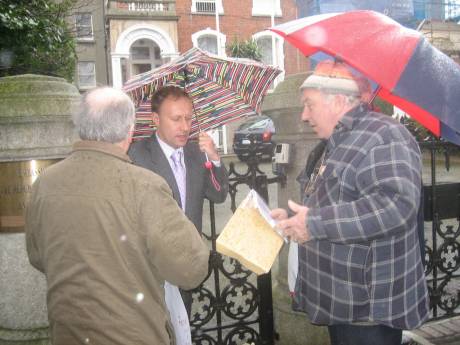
403 316 460 345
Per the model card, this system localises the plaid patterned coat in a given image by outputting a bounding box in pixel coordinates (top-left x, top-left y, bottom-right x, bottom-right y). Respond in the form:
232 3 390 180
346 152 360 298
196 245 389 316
295 105 430 330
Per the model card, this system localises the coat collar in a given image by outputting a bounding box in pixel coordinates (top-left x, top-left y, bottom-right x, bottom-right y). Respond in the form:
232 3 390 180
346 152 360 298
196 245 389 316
327 104 367 153
73 140 132 163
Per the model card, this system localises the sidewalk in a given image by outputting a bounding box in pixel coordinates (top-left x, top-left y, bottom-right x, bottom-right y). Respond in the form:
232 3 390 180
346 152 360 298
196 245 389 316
404 316 460 345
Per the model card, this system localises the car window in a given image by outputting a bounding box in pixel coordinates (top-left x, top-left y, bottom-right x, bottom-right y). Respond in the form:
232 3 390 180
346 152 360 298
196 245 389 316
237 117 273 131
266 122 275 132
238 118 262 130
248 119 268 130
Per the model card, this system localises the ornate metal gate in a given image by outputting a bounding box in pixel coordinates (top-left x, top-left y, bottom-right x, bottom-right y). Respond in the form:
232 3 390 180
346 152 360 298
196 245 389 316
421 140 460 321
190 157 282 345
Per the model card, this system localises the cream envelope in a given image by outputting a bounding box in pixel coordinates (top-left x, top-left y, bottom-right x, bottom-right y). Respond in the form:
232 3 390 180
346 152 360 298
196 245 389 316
216 190 285 275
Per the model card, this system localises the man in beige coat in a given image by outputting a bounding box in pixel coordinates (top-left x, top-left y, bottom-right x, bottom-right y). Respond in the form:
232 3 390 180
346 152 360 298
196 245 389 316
25 87 209 345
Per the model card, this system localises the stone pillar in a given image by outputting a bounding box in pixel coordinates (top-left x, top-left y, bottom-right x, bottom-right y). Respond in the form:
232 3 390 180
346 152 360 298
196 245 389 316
262 73 329 345
111 54 127 89
0 75 80 344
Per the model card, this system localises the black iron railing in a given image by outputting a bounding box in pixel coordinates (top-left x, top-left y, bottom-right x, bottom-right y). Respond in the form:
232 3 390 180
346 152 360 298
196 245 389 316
420 139 460 320
190 154 283 345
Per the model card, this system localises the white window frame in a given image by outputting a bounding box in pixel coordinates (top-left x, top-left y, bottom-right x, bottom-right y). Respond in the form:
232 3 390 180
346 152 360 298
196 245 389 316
128 39 164 78
75 12 94 41
191 0 224 14
252 31 285 89
192 28 227 57
253 31 284 67
252 0 281 17
77 61 96 90
112 24 178 89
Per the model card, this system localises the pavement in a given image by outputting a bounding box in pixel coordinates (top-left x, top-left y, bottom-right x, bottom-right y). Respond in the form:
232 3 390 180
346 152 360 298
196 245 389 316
404 316 460 345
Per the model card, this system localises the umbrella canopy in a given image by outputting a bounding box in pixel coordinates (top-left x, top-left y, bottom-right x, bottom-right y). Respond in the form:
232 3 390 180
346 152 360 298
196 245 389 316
270 11 460 145
123 47 282 140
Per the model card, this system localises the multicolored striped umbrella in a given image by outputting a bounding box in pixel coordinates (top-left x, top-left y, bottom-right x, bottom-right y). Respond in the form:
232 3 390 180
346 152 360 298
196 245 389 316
123 47 282 141
270 11 460 145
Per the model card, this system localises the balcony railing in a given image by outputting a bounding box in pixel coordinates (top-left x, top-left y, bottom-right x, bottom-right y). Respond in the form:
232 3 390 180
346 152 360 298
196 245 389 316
195 0 216 13
115 1 173 13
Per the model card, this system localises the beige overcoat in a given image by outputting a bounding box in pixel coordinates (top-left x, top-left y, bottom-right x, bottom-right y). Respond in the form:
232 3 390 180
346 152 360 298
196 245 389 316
25 141 209 345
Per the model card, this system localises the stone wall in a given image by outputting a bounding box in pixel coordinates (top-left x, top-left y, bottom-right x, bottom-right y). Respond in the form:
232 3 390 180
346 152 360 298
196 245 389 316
0 75 80 345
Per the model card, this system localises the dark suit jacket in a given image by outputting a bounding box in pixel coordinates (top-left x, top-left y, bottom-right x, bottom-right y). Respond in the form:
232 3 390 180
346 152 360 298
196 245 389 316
128 134 229 233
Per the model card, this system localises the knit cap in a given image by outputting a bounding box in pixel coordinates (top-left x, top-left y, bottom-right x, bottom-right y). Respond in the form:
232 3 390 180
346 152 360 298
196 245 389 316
300 60 360 96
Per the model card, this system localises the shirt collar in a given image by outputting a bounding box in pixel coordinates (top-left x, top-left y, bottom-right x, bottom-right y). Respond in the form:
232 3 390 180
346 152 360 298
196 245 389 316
337 103 367 130
327 104 367 153
156 133 184 159
72 140 132 163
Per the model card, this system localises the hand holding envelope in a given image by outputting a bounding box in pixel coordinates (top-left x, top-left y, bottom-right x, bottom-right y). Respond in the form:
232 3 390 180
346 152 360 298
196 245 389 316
271 200 310 244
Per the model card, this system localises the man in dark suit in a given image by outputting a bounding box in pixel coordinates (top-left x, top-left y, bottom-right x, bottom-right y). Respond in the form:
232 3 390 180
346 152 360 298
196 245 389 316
128 86 229 316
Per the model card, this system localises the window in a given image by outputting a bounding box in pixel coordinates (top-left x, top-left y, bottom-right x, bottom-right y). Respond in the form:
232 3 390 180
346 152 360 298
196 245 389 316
128 39 164 79
197 35 218 55
191 0 223 14
256 36 275 65
252 0 281 16
196 0 215 13
254 33 283 66
253 31 285 89
75 13 93 39
192 29 226 56
131 46 150 60
133 64 152 74
77 62 96 89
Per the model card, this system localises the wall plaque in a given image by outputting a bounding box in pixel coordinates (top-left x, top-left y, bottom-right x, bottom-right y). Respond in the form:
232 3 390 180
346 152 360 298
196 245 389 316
0 159 60 233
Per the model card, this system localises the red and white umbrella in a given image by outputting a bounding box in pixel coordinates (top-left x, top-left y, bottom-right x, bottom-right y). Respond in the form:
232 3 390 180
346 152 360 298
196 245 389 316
270 11 460 145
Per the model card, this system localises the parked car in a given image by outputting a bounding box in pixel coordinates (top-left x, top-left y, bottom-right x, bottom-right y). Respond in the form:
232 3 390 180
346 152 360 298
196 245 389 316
232 115 276 161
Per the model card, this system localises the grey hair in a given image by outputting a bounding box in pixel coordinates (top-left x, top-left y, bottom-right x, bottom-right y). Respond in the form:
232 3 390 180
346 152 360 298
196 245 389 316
324 92 361 107
73 87 135 143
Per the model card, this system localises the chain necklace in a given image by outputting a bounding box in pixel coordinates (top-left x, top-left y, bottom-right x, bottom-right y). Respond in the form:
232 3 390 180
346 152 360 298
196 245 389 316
304 151 327 197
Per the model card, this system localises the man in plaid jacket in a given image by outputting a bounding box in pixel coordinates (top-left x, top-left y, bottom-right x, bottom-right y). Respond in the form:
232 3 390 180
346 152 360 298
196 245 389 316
271 60 429 345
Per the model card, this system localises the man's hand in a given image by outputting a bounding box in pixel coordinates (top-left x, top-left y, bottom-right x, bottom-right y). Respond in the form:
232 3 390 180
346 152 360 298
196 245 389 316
276 200 310 244
270 208 288 221
198 132 219 161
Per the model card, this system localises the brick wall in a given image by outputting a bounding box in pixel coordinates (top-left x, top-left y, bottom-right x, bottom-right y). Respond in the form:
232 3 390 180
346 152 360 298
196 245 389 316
176 0 309 76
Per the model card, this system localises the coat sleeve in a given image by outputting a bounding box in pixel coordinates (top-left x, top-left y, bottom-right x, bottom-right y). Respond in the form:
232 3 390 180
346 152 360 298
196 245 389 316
204 163 229 204
140 178 209 289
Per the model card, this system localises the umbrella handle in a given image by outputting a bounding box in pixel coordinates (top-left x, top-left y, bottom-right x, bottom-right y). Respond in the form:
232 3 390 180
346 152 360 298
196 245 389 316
209 168 221 192
204 152 221 192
